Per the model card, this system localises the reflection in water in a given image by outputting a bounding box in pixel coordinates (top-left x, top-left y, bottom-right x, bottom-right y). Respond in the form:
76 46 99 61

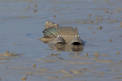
49 43 84 52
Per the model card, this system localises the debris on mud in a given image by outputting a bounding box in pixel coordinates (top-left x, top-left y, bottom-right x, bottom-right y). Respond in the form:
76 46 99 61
0 50 21 60
0 50 20 57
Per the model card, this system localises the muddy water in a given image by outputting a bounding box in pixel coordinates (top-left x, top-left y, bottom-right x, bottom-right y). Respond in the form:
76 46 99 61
0 0 122 81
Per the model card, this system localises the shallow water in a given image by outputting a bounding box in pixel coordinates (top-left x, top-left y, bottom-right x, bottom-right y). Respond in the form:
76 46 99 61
0 0 122 81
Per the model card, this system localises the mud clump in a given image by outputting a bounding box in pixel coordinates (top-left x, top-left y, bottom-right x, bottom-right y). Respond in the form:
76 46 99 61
98 26 103 30
32 64 37 68
48 76 59 80
70 69 83 75
116 51 120 55
21 76 27 81
120 22 122 28
50 53 59 57
95 59 113 63
94 52 100 58
0 50 20 57
0 51 21 60
39 68 48 72
109 39 112 42
3 51 18 57
85 53 89 56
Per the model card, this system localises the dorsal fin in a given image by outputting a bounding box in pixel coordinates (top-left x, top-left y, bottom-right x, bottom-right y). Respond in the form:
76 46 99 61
45 21 59 29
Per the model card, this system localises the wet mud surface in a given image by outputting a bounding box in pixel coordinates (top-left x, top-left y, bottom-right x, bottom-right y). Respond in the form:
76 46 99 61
0 0 122 81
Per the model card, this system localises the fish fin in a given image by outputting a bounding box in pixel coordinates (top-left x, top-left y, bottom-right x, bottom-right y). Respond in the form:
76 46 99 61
45 21 59 29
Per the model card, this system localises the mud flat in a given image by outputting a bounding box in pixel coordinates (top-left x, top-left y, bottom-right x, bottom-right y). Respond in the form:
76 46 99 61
0 0 122 81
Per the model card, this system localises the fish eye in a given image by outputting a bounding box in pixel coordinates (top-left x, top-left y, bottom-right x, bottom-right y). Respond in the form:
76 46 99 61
72 42 81 45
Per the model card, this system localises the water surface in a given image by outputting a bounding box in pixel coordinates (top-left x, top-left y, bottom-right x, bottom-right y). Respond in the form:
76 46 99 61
0 0 122 81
